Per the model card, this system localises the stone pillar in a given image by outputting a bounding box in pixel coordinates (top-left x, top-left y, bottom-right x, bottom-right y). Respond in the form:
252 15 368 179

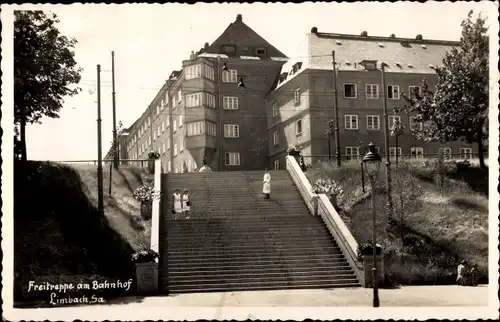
362 255 385 288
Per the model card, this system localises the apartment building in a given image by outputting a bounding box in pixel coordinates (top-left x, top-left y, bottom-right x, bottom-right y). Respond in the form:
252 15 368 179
107 18 476 172
110 14 288 172
266 28 476 169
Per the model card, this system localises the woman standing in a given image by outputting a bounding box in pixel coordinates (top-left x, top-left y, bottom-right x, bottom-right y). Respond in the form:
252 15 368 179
262 169 271 199
182 189 191 220
172 188 183 219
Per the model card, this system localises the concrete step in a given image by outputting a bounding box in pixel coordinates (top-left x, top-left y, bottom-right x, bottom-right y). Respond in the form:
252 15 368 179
166 265 353 276
164 279 361 293
167 272 357 284
167 253 345 263
167 246 342 256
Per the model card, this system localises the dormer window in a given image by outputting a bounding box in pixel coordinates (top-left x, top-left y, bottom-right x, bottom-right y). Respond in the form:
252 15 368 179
360 60 377 71
421 44 427 49
344 60 351 65
221 44 236 55
377 43 384 48
255 47 267 56
396 62 402 67
335 40 342 45
407 63 414 68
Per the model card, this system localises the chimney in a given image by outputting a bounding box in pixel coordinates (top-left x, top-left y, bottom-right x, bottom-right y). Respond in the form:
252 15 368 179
416 34 423 40
311 27 318 34
390 33 396 38
236 14 242 22
204 42 209 49
361 31 368 37
189 50 195 60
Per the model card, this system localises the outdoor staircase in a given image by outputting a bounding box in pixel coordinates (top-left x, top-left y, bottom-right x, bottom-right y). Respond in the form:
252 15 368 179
160 170 361 293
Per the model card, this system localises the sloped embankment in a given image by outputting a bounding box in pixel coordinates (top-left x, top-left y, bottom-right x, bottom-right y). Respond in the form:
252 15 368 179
14 161 153 305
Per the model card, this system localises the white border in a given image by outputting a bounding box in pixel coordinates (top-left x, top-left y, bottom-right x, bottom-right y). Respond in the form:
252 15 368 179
2 3 499 320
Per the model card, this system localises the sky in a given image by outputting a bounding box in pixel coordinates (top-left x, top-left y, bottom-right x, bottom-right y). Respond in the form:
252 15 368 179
3 1 498 161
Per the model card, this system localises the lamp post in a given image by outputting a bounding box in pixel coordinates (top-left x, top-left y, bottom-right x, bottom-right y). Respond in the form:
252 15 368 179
362 142 382 308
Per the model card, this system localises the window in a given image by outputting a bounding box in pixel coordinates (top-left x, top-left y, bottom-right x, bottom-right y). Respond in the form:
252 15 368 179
294 88 301 105
156 105 160 115
222 69 237 83
174 144 178 156
185 64 201 80
255 47 267 56
153 130 156 139
162 143 166 154
366 115 380 130
410 147 424 160
179 139 184 152
225 152 240 166
389 147 402 160
173 120 177 132
172 97 176 108
345 115 358 130
274 159 280 170
186 93 202 108
346 147 360 160
177 89 182 102
408 86 421 99
273 131 279 146
388 115 401 130
179 114 183 127
223 96 239 110
224 124 239 138
165 94 169 106
204 93 216 108
187 122 204 136
160 100 165 110
365 84 379 99
161 121 165 132
460 148 472 160
409 116 423 130
272 102 278 117
387 85 400 100
167 139 171 150
207 122 217 136
167 161 171 172
158 126 161 137
439 147 452 159
166 117 170 127
204 64 215 81
295 119 302 136
344 84 357 98
148 137 151 146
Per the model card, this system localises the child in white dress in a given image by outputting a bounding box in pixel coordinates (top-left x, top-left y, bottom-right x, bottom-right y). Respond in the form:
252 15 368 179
182 189 191 219
262 169 271 199
172 188 183 219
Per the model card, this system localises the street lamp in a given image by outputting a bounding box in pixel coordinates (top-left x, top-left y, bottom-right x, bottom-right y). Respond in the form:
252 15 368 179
362 142 382 308
237 77 246 88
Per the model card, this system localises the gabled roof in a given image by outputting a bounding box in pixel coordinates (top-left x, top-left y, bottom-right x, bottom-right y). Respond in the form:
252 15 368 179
307 30 459 74
203 14 288 59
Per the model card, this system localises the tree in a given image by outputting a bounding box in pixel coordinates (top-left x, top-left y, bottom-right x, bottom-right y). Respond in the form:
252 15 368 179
14 11 82 161
401 11 488 169
389 118 405 167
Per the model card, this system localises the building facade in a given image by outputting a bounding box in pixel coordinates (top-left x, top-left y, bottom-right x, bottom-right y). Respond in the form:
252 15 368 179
265 28 476 169
108 17 476 172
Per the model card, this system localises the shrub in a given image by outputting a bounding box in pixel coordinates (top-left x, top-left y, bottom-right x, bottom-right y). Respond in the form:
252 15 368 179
131 249 159 264
133 185 161 203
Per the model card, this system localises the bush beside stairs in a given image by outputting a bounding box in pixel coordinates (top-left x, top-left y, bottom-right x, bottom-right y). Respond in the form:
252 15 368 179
160 170 361 293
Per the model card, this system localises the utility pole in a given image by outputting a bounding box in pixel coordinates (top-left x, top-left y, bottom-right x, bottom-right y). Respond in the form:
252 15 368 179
332 50 341 167
112 51 119 170
97 64 104 216
381 62 393 221
217 56 224 171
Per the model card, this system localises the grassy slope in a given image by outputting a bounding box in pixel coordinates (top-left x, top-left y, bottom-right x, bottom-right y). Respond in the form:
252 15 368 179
306 160 488 285
14 161 153 304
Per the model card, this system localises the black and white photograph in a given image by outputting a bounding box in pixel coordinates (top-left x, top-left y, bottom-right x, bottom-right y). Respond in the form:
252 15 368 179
1 2 499 320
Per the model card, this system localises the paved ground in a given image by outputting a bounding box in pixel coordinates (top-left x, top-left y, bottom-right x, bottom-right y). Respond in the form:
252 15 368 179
113 285 488 307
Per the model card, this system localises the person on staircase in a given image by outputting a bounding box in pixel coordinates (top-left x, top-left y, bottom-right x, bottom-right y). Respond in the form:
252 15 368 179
182 189 191 220
262 169 271 199
199 159 212 172
172 188 183 220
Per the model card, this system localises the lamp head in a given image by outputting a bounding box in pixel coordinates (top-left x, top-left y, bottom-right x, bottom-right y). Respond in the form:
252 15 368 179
238 77 246 88
362 142 382 178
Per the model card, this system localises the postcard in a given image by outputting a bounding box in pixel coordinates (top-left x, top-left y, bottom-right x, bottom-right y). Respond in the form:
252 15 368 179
1 2 499 321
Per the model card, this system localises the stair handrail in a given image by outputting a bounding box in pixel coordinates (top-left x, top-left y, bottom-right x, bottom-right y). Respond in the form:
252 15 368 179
285 156 364 286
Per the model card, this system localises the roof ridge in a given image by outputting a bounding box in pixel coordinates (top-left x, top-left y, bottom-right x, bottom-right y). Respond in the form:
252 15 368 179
314 32 459 46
